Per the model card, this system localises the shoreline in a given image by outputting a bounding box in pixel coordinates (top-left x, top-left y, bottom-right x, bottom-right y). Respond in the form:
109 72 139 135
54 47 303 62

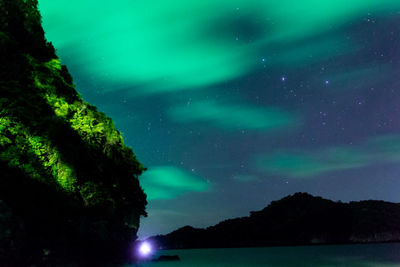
154 240 400 251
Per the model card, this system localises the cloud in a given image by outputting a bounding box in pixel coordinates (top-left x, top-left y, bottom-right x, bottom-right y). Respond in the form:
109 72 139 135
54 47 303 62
168 100 300 131
140 166 210 200
254 135 400 178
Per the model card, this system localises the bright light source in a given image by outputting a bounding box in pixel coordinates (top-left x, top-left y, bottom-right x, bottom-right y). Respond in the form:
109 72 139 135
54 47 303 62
139 241 152 257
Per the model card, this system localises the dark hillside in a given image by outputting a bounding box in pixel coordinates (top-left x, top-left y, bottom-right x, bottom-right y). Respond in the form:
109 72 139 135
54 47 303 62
149 193 400 249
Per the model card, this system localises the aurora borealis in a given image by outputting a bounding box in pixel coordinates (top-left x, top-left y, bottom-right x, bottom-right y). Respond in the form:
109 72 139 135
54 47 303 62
38 0 400 237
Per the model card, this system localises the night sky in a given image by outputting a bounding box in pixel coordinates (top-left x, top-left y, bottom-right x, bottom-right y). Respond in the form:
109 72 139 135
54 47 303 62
38 0 400 238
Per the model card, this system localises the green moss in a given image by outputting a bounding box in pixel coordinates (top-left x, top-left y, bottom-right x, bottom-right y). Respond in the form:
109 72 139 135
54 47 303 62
0 116 78 190
44 58 61 71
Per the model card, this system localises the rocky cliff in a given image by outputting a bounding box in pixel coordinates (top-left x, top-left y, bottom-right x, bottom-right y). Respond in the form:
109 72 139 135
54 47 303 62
0 0 147 264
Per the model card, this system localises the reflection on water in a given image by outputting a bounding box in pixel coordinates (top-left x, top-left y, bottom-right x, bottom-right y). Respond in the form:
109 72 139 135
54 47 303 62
129 243 400 267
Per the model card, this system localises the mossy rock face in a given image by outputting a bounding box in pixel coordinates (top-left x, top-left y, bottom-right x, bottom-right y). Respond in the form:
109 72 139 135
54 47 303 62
0 0 147 264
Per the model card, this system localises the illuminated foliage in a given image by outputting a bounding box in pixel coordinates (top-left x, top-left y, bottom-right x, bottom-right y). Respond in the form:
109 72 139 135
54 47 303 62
0 0 147 262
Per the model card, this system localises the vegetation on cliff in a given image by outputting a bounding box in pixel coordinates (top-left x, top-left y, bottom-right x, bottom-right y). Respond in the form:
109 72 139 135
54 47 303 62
0 0 147 264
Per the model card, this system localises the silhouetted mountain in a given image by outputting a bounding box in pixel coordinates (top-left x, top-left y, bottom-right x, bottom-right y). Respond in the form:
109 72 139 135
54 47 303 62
148 193 400 249
0 0 146 265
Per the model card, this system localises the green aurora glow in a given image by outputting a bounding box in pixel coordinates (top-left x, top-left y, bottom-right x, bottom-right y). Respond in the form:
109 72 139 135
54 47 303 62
255 135 400 178
140 166 210 200
169 100 299 131
38 0 400 93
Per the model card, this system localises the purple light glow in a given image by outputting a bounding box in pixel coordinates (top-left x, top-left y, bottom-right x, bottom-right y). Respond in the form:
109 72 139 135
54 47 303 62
139 241 152 257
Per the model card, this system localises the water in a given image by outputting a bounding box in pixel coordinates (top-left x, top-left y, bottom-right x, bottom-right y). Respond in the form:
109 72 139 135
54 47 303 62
131 243 400 267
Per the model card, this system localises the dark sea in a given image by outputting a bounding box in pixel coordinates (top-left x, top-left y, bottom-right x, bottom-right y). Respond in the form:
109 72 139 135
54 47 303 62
131 243 400 267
